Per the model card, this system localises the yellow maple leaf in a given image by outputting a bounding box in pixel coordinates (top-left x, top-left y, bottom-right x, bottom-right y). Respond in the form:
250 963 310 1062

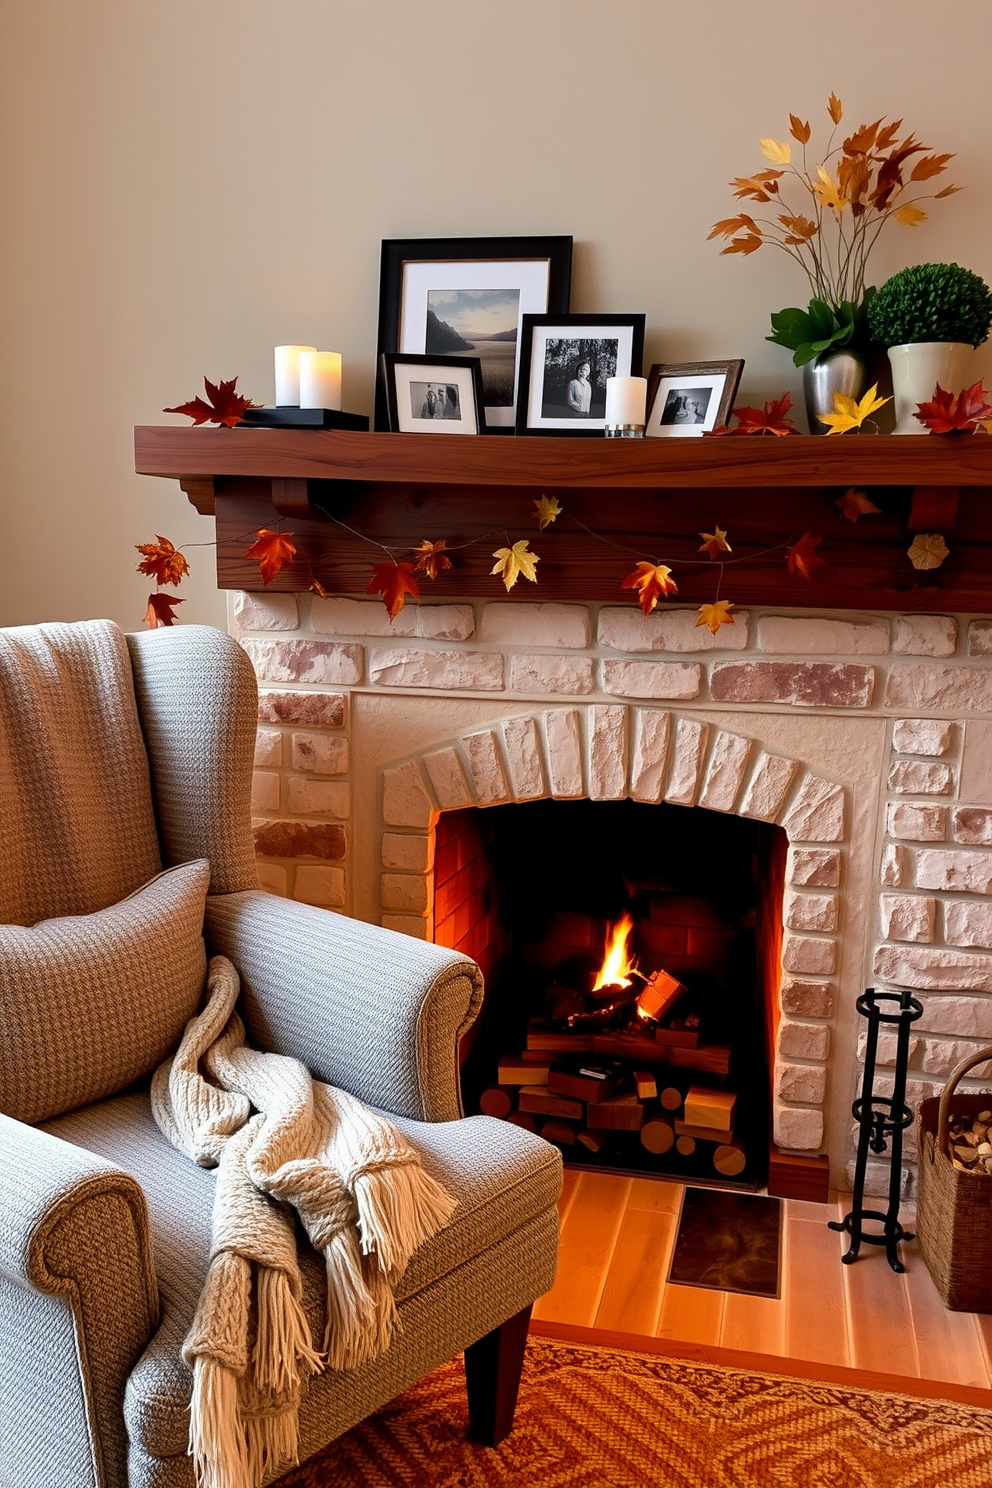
907 532 949 571
760 137 792 165
491 539 539 590
813 165 847 212
894 203 927 227
699 526 732 559
695 600 736 635
818 383 891 435
534 495 563 530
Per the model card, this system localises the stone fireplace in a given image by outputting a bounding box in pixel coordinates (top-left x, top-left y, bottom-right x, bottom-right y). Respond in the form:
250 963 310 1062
235 589 992 1197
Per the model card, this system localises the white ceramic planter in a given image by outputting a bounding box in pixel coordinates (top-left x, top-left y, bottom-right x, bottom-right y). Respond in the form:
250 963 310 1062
887 342 973 433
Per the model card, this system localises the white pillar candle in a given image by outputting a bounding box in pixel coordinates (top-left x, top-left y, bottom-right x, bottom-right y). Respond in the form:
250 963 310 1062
605 376 648 426
298 351 343 411
274 344 317 406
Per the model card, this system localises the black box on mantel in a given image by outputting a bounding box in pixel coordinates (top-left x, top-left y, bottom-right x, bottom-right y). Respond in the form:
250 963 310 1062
238 407 370 431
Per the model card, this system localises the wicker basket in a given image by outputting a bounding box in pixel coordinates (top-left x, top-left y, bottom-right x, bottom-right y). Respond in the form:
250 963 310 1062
916 1045 992 1312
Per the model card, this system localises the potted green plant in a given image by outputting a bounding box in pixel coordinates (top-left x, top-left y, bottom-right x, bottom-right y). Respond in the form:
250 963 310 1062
709 93 960 432
866 262 992 432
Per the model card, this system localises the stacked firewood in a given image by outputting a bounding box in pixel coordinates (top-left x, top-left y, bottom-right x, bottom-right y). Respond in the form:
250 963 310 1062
948 1108 992 1174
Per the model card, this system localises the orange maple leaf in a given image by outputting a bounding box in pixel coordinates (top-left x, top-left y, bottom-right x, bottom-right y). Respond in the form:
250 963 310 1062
787 532 826 581
708 392 797 437
827 92 843 124
143 593 185 628
915 381 992 434
164 376 257 428
412 538 453 581
244 528 297 584
699 526 732 559
621 561 678 616
136 535 190 587
836 488 881 522
367 559 420 619
695 600 736 635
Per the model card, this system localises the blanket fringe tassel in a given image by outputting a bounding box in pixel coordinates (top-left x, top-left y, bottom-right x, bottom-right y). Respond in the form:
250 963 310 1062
323 1226 387 1371
189 1357 250 1488
254 1266 323 1396
354 1164 458 1277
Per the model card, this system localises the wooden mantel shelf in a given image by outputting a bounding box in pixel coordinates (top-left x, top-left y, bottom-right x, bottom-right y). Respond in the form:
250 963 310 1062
134 426 992 612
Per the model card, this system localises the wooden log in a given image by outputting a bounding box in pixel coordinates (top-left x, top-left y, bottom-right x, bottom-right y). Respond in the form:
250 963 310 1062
636 969 684 1022
548 1066 621 1103
660 1086 684 1111
591 1033 672 1065
587 1094 645 1132
683 1086 736 1132
577 1128 608 1154
663 1045 731 1077
506 1111 537 1133
653 1027 700 1049
479 1087 513 1119
634 1069 658 1101
518 1087 584 1121
526 1019 594 1054
675 1120 735 1143
498 1055 549 1085
676 1135 696 1156
640 1118 675 1155
713 1145 747 1177
541 1117 578 1147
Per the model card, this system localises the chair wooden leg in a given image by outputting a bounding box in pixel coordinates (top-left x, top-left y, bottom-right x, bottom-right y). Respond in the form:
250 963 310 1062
463 1303 532 1446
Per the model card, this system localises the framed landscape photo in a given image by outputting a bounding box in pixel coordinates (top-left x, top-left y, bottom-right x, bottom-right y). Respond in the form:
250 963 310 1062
645 359 744 438
374 235 573 431
381 353 486 435
516 313 646 435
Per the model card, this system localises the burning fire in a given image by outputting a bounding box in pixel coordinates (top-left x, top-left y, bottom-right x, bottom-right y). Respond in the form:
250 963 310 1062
592 912 637 992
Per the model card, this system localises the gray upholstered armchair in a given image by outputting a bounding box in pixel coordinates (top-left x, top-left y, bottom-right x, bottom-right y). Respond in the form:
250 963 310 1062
0 620 561 1488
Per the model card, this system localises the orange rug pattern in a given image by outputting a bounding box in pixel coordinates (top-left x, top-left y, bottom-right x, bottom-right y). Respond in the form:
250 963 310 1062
273 1336 992 1487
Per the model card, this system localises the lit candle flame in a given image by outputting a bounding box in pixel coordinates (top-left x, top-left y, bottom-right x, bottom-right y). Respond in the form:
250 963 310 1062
592 912 636 991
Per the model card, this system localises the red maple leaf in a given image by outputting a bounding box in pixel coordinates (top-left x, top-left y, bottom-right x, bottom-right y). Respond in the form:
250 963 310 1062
621 561 678 616
412 539 453 582
135 535 190 586
915 381 992 433
164 376 258 428
836 488 881 522
143 593 185 628
787 532 826 581
244 528 297 584
707 392 797 436
367 560 420 619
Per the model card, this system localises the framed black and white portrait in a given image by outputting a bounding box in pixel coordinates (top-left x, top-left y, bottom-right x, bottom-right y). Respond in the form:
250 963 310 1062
380 353 486 434
645 359 744 438
515 313 646 435
375 236 573 431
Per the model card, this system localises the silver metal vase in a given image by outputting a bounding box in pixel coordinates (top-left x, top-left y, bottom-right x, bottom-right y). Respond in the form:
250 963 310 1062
802 348 871 434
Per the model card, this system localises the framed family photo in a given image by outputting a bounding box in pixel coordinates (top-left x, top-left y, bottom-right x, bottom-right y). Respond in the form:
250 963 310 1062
381 353 486 435
375 235 573 432
515 313 646 435
645 359 744 437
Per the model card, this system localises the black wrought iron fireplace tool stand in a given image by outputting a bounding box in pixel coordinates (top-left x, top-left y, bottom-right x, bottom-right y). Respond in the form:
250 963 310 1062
828 986 923 1272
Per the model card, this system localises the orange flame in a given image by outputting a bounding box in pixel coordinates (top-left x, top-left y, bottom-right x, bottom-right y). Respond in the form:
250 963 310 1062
592 912 637 991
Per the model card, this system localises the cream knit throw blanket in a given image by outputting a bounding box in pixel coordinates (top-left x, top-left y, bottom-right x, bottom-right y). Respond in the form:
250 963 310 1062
151 955 457 1488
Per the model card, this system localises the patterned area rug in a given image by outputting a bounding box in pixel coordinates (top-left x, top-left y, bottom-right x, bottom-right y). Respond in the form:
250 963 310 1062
273 1336 992 1488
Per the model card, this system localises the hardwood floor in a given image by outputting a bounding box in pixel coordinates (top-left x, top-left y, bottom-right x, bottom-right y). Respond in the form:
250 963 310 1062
531 1168 992 1405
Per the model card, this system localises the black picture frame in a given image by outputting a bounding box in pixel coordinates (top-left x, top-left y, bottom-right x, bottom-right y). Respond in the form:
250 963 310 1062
645 359 744 437
381 352 487 434
374 235 573 432
515 313 646 436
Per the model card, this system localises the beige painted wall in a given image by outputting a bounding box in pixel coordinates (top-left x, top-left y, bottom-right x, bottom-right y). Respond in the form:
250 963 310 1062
2 1 990 630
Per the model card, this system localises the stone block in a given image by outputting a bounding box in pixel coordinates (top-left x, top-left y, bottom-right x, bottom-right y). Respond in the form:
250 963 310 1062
381 914 429 939
463 730 510 805
630 709 671 803
919 1037 992 1080
597 606 749 653
311 597 475 641
710 660 874 708
545 709 584 797
369 648 503 691
893 614 957 657
855 1030 920 1068
286 778 350 818
887 802 947 842
503 716 546 799
781 775 845 843
698 729 752 812
780 978 834 1019
291 732 349 775
756 615 889 655
777 1022 831 1061
381 872 430 914
773 1106 824 1152
881 843 911 887
891 718 955 757
915 995 992 1040
257 691 345 728
884 663 992 713
879 893 935 943
255 863 287 897
782 933 837 976
293 865 346 908
510 653 595 694
944 899 992 950
382 762 434 829
739 753 798 822
589 706 628 800
252 821 346 860
253 729 284 768
601 659 702 700
952 808 992 846
874 944 992 997
240 638 363 686
665 717 708 806
251 772 281 813
382 833 432 872
775 1061 827 1105
888 759 954 795
423 748 473 809
967 619 992 657
233 592 299 632
479 602 590 649
845 1161 910 1200
915 849 992 895
784 890 838 933
787 848 841 888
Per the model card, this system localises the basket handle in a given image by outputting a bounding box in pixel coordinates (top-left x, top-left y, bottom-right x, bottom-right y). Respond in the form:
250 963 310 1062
935 1045 992 1157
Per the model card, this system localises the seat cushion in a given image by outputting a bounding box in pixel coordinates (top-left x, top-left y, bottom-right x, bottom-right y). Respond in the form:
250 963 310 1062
43 1087 562 1460
0 861 210 1123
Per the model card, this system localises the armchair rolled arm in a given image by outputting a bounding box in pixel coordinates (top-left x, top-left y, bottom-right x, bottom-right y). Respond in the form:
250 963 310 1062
205 890 484 1122
0 1116 160 1488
